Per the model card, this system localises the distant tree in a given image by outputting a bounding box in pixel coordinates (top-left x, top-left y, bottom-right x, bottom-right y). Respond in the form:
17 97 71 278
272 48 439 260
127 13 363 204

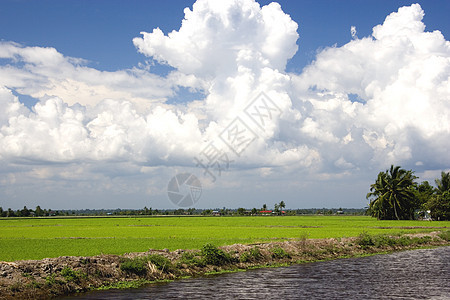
274 203 280 215
21 206 31 217
202 209 212 215
35 206 44 217
220 208 230 215
413 181 434 210
0 207 3 217
174 209 185 215
366 165 417 220
262 204 267 211
143 206 152 215
7 208 15 217
251 208 258 215
427 192 450 221
236 208 246 215
435 171 450 195
279 201 286 212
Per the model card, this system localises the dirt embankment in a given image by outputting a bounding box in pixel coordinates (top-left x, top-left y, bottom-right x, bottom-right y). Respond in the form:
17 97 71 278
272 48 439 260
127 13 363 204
1 231 449 299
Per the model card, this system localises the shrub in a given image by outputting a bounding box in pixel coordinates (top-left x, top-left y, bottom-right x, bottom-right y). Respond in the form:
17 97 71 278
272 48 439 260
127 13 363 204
147 254 173 273
120 257 147 276
438 230 450 241
397 236 412 246
373 235 396 247
356 232 374 248
60 266 87 283
201 243 231 266
120 254 174 276
178 252 204 267
240 247 263 263
414 236 432 244
45 274 57 286
270 246 290 259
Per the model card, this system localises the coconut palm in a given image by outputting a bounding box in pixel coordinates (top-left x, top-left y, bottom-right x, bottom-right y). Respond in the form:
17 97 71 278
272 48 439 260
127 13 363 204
366 165 416 220
279 201 286 214
274 203 280 214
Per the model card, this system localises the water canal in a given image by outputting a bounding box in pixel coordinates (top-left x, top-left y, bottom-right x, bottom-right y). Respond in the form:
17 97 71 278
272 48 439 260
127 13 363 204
64 246 450 299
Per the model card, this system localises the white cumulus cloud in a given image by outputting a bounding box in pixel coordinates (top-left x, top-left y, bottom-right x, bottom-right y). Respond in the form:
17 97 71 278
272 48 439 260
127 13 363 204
0 1 449 208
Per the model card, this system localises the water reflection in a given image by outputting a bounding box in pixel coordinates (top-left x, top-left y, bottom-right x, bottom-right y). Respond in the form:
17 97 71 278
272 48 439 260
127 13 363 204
65 246 450 299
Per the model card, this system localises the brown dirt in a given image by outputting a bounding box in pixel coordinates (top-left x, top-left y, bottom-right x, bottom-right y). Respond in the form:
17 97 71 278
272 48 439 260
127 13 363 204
0 231 448 299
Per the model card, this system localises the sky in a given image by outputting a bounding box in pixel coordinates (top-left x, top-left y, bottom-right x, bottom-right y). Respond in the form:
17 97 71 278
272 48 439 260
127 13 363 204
0 0 449 210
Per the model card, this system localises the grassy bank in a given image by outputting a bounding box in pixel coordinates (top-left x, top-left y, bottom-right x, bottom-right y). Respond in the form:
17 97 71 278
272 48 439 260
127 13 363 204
1 216 449 261
0 231 448 299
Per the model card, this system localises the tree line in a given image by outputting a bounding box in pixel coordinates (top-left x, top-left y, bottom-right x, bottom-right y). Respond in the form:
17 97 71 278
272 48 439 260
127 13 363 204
366 166 450 220
0 204 366 218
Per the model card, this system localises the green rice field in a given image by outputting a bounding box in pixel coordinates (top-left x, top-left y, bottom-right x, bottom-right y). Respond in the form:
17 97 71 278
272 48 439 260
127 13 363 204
0 216 448 261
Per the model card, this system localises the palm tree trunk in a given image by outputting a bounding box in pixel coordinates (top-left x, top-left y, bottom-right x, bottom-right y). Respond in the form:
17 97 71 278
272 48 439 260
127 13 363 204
393 200 400 220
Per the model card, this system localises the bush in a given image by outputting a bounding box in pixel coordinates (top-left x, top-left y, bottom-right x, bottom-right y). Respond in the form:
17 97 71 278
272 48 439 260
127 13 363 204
45 274 57 286
438 230 450 241
201 243 231 266
147 254 173 273
120 257 147 276
240 247 262 263
397 236 412 246
270 246 290 259
412 236 432 244
60 266 86 282
373 235 396 247
120 254 174 276
178 252 204 267
356 232 374 248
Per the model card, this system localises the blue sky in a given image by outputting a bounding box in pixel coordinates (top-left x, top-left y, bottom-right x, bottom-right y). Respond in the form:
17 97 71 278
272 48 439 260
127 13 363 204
0 0 449 210
3 0 448 73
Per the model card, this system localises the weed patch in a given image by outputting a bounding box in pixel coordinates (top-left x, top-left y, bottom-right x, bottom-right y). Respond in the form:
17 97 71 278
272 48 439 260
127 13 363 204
356 232 374 248
147 254 173 273
438 230 450 241
240 247 262 263
201 243 232 266
120 257 147 276
60 266 87 283
177 252 204 267
270 246 291 259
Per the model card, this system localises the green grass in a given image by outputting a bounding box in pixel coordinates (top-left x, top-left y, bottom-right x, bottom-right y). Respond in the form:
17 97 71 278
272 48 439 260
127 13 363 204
0 216 448 261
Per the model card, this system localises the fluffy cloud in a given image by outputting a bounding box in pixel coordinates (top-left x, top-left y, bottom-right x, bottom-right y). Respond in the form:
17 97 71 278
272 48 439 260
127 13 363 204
133 0 298 77
0 1 449 208
292 3 450 169
0 90 204 164
0 42 172 108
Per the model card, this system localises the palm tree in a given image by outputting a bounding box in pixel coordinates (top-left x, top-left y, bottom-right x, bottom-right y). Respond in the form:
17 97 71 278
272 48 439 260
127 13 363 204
279 201 286 213
366 165 416 220
435 171 450 195
274 203 280 214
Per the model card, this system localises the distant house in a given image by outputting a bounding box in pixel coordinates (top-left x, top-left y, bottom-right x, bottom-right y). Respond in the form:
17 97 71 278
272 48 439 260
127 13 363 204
259 210 272 215
417 210 432 220
212 210 220 216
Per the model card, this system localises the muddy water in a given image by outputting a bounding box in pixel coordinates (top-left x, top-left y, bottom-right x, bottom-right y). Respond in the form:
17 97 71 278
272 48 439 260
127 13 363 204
65 246 450 299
